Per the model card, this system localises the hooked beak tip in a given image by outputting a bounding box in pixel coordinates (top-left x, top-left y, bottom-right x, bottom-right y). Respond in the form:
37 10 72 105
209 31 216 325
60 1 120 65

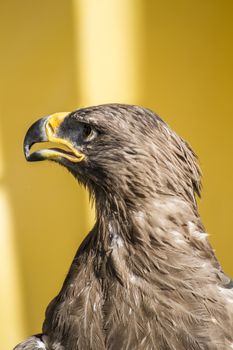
23 117 49 161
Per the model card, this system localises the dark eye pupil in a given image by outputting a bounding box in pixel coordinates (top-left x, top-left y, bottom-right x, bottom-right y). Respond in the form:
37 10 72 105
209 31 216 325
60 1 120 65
83 124 92 139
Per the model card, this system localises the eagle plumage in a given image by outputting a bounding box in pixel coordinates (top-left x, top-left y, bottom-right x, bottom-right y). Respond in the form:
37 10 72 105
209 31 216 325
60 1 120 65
15 104 233 350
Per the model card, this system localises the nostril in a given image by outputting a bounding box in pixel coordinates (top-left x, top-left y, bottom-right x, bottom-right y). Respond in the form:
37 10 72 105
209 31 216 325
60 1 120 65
45 112 69 137
47 121 55 134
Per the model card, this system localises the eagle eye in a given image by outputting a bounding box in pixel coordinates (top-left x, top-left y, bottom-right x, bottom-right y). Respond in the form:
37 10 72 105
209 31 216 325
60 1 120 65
82 124 97 142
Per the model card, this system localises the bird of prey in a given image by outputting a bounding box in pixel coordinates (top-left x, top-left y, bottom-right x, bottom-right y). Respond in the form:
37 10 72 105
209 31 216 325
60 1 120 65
14 104 233 350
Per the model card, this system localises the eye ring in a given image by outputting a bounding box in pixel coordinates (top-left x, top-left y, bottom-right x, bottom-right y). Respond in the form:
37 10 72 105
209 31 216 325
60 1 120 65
82 124 97 142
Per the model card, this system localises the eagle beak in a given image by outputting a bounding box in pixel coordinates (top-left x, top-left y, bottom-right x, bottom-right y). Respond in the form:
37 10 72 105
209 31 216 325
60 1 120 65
24 112 85 163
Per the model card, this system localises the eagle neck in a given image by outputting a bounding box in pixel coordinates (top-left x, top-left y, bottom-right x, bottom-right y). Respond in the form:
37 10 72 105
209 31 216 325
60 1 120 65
94 193 130 249
93 191 201 252
85 191 220 290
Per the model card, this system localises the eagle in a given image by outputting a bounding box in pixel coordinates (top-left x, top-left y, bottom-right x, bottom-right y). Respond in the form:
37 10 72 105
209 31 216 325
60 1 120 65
14 104 233 350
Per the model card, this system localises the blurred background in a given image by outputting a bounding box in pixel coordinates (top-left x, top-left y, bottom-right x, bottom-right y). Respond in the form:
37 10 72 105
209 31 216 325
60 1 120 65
0 0 232 348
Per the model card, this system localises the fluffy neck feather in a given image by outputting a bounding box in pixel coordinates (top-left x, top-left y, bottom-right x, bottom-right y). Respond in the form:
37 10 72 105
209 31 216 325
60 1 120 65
91 191 218 285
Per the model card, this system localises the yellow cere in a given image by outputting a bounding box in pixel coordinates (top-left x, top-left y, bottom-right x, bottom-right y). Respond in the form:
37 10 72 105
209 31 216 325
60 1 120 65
46 112 70 133
45 112 85 163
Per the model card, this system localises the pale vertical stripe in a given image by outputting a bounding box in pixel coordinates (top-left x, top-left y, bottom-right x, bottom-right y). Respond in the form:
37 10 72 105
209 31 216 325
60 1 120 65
0 131 25 348
72 0 141 105
72 0 141 226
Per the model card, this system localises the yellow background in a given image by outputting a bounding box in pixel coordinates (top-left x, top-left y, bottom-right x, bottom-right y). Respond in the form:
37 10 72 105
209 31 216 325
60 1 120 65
0 1 232 349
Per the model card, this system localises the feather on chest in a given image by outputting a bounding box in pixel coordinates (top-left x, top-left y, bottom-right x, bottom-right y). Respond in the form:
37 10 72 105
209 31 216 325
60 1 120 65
43 215 233 350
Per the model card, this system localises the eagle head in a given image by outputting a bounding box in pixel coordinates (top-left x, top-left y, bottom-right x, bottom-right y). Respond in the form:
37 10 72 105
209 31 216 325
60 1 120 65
24 104 201 210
